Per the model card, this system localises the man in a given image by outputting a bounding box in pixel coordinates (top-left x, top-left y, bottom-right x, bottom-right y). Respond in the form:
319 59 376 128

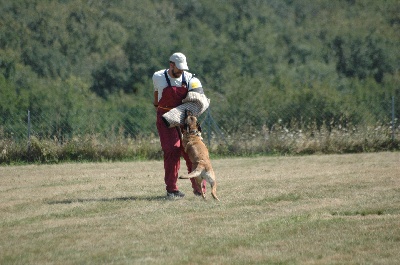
153 52 206 199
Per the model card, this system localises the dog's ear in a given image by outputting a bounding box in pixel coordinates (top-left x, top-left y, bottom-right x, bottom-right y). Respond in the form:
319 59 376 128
183 109 189 122
181 124 187 133
183 109 189 133
197 121 202 132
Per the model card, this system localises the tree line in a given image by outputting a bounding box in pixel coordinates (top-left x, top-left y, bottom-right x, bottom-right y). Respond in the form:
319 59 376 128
1 0 399 139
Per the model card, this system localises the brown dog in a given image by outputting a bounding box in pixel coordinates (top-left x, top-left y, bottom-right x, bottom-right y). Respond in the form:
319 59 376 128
179 112 219 201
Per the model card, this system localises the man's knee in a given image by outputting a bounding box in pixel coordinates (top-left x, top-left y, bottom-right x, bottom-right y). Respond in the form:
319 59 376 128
163 145 181 159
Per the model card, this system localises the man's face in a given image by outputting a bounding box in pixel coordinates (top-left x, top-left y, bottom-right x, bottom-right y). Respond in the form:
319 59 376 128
170 62 183 78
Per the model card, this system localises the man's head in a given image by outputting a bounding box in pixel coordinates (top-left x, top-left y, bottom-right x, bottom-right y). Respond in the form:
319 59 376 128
169 52 189 78
170 52 189 71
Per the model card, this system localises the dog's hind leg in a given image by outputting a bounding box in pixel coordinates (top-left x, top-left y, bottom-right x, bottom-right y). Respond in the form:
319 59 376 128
211 181 219 201
205 171 219 201
179 167 207 199
195 176 206 199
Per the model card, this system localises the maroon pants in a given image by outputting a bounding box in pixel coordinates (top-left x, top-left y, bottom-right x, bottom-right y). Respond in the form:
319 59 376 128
156 111 205 193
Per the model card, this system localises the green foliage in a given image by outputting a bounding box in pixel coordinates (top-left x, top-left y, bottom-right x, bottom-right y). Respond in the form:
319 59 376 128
0 0 399 161
90 51 132 98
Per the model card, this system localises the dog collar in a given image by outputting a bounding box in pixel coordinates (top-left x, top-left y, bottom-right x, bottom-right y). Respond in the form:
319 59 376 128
188 129 201 136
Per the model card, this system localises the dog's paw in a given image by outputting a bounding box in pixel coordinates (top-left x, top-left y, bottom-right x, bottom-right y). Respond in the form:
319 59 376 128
179 175 190 179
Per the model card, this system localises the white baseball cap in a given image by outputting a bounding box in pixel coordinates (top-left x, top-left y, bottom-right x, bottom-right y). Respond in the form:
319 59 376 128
170 52 189 71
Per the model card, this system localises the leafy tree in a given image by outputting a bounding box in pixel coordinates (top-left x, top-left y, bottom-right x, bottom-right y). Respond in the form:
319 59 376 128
0 0 399 141
332 34 394 83
90 50 132 98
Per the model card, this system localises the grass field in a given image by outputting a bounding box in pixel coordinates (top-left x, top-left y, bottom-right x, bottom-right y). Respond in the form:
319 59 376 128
1 152 399 264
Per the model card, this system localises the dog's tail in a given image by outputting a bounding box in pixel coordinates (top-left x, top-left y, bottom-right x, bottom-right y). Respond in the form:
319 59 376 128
179 168 203 179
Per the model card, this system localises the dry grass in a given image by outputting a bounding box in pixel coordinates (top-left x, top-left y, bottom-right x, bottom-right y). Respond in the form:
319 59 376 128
1 122 398 164
1 152 399 264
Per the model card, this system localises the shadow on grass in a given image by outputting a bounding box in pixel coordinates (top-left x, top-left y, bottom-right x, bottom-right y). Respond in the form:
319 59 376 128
46 195 167 204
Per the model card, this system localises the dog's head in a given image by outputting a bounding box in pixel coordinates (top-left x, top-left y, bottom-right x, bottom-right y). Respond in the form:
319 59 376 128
183 110 201 135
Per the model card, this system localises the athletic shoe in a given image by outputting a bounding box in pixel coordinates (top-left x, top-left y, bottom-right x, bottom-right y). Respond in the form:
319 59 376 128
193 190 202 196
166 190 185 199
